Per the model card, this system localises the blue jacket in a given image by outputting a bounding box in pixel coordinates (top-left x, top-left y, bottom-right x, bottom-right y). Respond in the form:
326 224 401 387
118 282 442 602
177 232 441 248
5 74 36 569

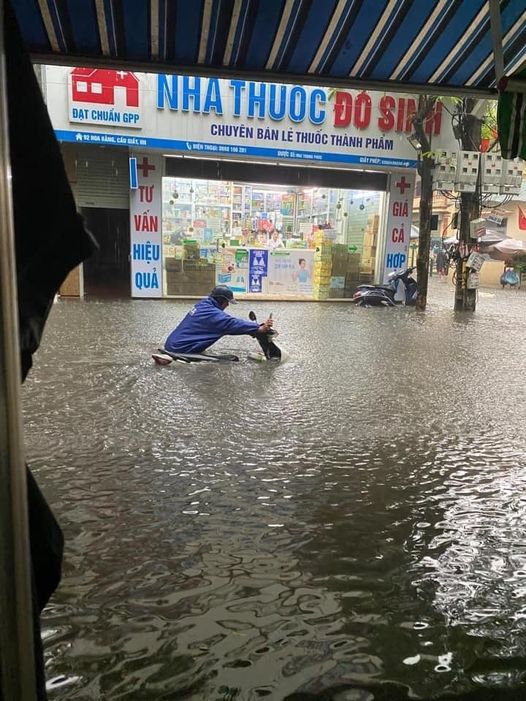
165 297 260 354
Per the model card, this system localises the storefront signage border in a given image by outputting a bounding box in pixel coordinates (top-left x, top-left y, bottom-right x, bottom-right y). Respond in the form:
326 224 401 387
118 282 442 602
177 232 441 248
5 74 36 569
55 130 418 170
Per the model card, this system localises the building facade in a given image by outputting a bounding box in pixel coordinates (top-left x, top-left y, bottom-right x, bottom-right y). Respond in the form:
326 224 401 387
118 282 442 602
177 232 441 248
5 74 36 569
42 66 456 300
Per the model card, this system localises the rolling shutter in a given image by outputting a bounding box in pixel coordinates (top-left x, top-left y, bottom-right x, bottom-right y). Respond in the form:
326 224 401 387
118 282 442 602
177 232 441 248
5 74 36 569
76 146 129 209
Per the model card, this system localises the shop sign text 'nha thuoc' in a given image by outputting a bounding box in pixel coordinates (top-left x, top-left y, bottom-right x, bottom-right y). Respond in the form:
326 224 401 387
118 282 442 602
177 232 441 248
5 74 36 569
45 67 453 170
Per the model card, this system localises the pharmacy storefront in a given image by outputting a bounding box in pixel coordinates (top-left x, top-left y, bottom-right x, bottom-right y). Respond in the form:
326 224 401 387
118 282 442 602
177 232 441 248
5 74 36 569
44 67 451 300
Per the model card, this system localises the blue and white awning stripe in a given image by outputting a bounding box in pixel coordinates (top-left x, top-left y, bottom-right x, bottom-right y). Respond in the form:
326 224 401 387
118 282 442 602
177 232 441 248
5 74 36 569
14 0 526 94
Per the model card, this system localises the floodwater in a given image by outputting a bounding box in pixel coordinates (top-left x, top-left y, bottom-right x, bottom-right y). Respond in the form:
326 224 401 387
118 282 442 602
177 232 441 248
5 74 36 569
22 281 526 701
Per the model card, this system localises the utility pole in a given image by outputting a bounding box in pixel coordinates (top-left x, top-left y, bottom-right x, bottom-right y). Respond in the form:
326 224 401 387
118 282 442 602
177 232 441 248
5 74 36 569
454 99 482 312
416 153 433 310
412 96 436 311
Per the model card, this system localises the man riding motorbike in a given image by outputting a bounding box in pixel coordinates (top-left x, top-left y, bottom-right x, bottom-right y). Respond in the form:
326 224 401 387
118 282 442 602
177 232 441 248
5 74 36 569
164 285 273 354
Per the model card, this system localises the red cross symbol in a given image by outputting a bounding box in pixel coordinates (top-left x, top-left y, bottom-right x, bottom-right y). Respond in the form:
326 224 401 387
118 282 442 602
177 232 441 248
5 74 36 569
138 157 155 177
396 176 410 194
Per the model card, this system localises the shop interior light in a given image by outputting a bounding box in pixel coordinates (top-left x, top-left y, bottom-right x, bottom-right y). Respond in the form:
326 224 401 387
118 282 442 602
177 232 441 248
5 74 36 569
162 153 272 167
162 153 381 177
243 183 291 191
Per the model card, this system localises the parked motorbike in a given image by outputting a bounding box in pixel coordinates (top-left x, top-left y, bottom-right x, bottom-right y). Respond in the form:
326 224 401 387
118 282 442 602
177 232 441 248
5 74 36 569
352 268 417 307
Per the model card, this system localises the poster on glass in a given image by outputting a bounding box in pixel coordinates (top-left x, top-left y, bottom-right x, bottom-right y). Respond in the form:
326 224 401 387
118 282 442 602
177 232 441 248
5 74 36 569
268 250 314 296
216 247 249 293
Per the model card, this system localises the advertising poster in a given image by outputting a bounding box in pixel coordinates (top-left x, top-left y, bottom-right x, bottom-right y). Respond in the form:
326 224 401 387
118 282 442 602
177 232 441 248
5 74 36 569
216 247 248 293
267 250 314 296
249 249 268 293
130 152 163 297
383 173 416 282
281 195 295 216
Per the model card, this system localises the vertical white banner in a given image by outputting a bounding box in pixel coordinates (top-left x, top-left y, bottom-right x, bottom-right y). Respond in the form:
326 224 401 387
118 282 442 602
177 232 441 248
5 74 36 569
382 172 416 282
130 152 163 297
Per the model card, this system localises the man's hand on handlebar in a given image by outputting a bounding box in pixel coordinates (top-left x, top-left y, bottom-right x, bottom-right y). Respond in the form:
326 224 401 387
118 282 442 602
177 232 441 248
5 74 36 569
258 318 273 333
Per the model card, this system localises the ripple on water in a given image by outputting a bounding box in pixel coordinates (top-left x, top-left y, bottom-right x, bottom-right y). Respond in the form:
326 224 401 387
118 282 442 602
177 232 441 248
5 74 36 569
23 284 526 699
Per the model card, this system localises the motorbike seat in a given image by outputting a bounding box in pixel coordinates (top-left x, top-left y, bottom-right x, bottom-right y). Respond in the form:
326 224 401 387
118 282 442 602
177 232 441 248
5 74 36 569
357 284 393 291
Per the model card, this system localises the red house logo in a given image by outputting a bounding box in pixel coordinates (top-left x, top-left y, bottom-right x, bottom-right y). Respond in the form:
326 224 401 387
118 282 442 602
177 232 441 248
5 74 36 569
69 68 142 129
71 68 139 107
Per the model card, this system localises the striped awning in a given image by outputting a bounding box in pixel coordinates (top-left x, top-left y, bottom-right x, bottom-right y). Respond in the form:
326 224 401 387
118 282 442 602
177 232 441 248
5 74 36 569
14 0 526 96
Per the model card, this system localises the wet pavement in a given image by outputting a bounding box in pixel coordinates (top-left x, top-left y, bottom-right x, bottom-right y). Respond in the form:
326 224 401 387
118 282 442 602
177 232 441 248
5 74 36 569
22 280 526 700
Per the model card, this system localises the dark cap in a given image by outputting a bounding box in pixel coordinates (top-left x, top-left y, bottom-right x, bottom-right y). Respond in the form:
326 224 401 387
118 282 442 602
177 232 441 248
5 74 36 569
210 285 237 304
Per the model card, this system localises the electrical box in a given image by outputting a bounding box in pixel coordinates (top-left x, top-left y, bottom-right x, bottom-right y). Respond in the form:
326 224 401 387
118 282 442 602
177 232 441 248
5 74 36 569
466 251 485 271
481 153 502 194
432 150 457 191
500 158 522 195
469 218 485 239
466 271 480 289
455 151 480 193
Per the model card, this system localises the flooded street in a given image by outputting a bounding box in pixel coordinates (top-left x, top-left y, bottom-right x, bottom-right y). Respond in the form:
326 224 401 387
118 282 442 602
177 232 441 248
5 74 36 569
23 282 526 700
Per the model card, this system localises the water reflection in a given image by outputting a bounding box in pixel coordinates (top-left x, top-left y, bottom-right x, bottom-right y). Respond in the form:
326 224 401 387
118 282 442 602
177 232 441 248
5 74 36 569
23 283 526 699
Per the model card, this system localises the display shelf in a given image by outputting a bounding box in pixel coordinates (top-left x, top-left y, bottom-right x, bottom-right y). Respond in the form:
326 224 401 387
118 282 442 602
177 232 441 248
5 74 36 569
162 178 382 263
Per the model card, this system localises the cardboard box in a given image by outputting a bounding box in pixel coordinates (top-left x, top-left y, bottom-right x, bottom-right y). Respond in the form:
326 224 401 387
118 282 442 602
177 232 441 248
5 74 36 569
313 233 333 244
165 267 215 296
183 242 200 261
314 256 332 266
331 261 348 276
346 254 361 274
165 257 183 272
345 273 360 291
167 280 213 296
314 243 333 255
363 230 377 247
314 290 330 300
330 276 345 289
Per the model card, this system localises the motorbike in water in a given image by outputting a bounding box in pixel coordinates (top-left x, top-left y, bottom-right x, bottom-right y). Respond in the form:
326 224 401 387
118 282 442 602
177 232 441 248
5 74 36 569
151 311 283 365
352 268 417 307
246 311 282 362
